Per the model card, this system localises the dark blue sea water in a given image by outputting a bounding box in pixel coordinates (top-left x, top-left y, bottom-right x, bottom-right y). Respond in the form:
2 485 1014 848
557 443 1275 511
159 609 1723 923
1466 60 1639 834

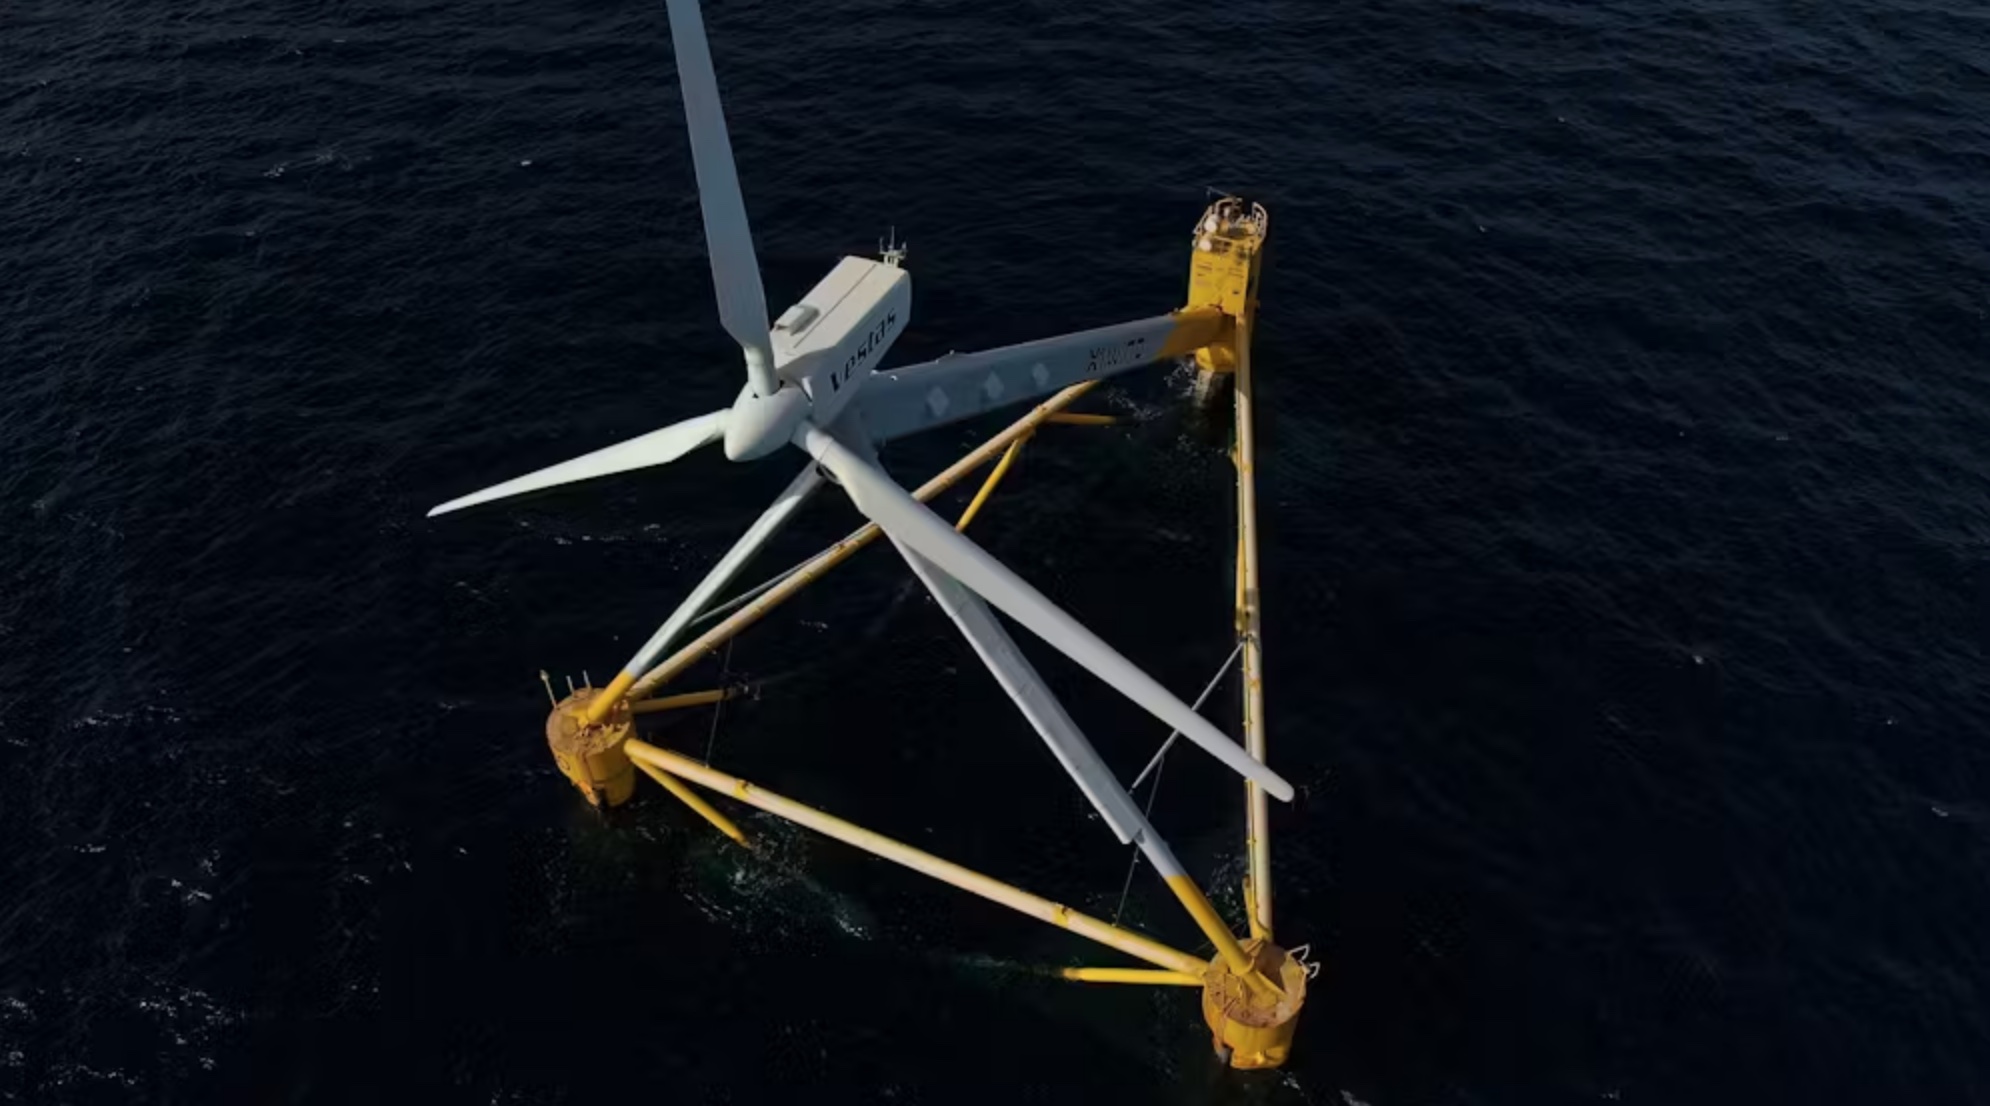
5 0 1989 1101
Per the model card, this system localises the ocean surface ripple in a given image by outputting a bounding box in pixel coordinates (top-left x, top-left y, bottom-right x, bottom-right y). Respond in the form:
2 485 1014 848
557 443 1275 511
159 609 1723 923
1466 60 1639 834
3 0 1987 1101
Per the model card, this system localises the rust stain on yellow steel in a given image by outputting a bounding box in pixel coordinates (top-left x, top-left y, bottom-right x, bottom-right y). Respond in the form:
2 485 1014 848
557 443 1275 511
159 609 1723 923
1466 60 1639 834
629 687 734 715
579 669 639 728
1044 412 1120 426
632 759 749 845
623 738 1208 976
955 435 1027 532
1056 967 1203 987
625 382 1105 702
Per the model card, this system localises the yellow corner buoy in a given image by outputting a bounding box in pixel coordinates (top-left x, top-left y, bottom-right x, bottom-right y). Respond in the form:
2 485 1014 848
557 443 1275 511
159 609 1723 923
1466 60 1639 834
545 689 636 807
1201 937 1310 1070
1185 197 1267 379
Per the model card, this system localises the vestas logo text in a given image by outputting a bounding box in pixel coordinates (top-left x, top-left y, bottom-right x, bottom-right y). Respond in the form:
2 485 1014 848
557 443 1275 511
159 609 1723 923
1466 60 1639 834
1085 335 1149 375
827 311 898 393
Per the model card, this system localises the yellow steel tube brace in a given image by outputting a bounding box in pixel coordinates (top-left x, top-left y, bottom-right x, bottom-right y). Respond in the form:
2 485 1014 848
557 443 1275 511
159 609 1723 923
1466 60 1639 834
955 435 1027 532
1056 967 1203 986
1044 412 1120 426
1236 307 1273 941
586 669 640 725
1165 872 1281 1000
632 759 750 846
629 687 737 715
622 738 1208 977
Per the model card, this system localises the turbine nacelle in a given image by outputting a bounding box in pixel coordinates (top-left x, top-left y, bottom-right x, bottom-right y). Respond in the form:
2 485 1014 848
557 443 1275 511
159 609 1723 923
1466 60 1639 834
723 256 911 460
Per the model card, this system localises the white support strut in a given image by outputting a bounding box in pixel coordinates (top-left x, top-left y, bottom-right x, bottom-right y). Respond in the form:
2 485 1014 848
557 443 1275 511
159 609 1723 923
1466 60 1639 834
622 462 826 681
891 541 1198 885
856 314 1192 444
797 419 1294 802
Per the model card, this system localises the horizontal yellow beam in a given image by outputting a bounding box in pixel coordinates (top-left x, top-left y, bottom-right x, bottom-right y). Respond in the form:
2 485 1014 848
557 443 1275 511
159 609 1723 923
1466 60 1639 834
1045 413 1119 427
1054 966 1203 987
632 759 749 846
629 687 737 715
623 738 1206 977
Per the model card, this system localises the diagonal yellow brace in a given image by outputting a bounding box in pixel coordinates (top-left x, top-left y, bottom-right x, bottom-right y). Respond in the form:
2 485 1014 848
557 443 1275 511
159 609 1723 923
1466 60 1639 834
955 435 1027 532
1163 874 1282 1000
623 737 1208 976
632 758 750 846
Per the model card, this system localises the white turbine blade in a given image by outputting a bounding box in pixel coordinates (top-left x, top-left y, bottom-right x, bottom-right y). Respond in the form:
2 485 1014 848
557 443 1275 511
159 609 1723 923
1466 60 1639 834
797 424 1294 802
427 410 726 517
665 0 777 398
893 543 1204 886
891 536 1148 844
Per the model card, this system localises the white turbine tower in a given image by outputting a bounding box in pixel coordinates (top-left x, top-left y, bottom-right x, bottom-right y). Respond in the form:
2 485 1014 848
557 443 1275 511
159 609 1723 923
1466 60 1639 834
430 0 1290 873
